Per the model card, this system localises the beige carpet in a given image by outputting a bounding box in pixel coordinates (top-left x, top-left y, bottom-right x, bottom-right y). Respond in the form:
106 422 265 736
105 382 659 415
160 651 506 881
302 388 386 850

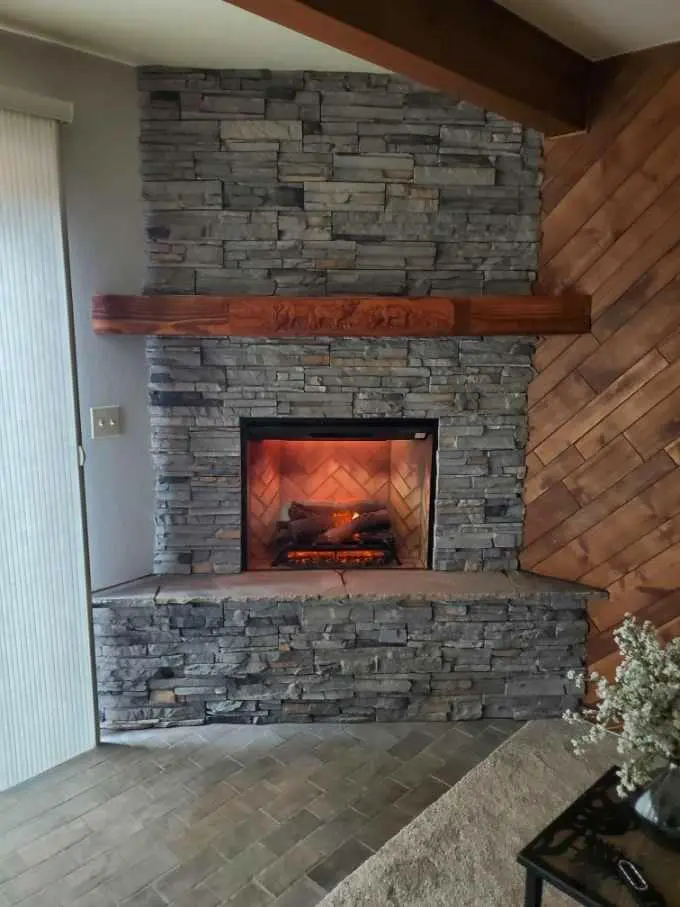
320 720 617 907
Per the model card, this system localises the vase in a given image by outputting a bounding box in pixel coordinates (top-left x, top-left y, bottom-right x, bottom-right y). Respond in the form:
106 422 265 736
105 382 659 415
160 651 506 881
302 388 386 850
633 762 680 842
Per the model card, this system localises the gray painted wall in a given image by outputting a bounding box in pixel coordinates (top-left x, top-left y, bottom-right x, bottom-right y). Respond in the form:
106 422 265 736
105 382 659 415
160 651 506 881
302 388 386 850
0 32 153 590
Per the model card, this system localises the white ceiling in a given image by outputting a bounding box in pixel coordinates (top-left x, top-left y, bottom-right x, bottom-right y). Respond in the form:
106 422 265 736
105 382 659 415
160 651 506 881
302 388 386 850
497 0 680 60
0 0 382 69
0 0 679 68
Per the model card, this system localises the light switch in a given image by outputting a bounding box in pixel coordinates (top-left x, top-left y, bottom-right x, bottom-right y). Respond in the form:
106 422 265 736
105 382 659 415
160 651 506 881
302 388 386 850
90 405 123 439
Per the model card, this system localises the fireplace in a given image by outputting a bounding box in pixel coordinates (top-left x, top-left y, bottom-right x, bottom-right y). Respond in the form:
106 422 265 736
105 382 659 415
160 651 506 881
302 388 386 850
242 419 437 570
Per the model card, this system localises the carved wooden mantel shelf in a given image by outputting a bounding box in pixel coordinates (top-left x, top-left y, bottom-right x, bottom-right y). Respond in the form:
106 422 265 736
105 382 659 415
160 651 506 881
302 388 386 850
92 294 591 338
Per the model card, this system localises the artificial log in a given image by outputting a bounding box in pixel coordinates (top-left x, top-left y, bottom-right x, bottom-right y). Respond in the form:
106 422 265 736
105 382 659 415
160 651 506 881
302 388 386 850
289 499 383 519
288 514 333 542
318 509 391 545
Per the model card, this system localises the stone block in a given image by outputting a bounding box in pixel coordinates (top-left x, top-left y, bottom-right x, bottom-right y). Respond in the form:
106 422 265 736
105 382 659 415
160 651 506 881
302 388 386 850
141 120 220 148
223 185 304 210
321 104 404 121
356 242 435 269
410 621 484 645
195 269 275 295
279 212 332 240
322 90 405 109
386 183 439 213
142 180 222 209
352 676 415 694
96 655 184 689
148 241 223 268
146 210 277 242
450 696 483 719
333 153 414 181
450 649 492 671
432 603 468 621
182 92 265 118
356 626 407 645
144 267 195 294
506 677 567 697
414 165 495 186
305 181 386 211
279 153 332 182
326 269 406 294
220 120 303 141
483 695 567 720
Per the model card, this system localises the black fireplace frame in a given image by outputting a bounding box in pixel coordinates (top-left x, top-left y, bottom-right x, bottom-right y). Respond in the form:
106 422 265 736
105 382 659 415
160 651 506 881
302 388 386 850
240 417 439 571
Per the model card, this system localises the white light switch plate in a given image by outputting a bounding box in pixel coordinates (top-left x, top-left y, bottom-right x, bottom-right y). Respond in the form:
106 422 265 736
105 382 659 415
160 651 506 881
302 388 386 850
90 405 122 439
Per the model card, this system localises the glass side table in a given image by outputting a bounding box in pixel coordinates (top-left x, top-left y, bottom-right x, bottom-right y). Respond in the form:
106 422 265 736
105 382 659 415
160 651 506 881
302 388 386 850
518 767 679 906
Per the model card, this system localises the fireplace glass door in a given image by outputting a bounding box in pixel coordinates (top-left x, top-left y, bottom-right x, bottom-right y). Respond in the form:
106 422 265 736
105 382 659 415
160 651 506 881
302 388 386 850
243 419 436 570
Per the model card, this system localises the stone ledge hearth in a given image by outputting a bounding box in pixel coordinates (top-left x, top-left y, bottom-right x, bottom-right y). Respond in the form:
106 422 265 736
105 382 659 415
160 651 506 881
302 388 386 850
93 570 604 729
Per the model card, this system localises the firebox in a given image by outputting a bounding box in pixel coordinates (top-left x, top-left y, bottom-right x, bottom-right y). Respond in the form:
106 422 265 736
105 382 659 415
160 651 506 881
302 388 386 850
242 419 437 570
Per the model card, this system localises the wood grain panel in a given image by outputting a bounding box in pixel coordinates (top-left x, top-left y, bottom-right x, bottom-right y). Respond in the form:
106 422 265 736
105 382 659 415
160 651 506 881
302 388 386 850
541 45 680 213
542 124 680 292
534 350 668 464
581 513 680 590
562 436 642 505
541 68 680 262
578 176 680 300
522 44 680 677
522 483 579 547
523 453 676 569
527 372 595 454
524 446 584 504
589 543 680 631
527 334 599 407
660 330 680 362
575 359 680 459
91 293 591 338
624 388 680 459
535 469 680 581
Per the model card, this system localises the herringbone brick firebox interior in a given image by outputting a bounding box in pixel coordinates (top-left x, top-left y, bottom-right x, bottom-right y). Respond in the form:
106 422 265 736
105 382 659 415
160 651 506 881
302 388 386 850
244 421 435 570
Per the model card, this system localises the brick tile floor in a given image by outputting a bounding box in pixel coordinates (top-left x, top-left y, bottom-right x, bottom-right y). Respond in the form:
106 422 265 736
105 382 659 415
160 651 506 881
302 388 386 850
0 720 522 906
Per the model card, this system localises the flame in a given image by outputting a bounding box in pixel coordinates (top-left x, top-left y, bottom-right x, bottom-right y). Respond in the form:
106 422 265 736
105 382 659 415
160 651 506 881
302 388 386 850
330 509 360 527
283 548 388 568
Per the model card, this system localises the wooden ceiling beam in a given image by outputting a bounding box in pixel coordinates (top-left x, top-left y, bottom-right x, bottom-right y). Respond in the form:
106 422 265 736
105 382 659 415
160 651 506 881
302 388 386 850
92 294 591 337
225 0 593 136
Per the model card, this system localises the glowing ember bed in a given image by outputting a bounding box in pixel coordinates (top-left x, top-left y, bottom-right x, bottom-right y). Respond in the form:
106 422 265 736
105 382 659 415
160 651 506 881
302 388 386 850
272 499 399 568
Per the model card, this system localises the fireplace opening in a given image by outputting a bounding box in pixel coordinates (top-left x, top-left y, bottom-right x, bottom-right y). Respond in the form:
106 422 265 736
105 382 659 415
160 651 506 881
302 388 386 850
242 419 437 570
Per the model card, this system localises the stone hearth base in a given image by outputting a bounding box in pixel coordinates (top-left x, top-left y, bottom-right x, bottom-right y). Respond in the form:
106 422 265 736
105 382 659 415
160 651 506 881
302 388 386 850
92 571 604 729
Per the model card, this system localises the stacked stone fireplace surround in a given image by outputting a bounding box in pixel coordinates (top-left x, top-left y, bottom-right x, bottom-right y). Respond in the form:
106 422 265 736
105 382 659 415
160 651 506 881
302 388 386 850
93 68 602 729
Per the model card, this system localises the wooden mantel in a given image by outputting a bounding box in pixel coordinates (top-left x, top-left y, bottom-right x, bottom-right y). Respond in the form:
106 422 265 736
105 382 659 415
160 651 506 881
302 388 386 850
92 294 590 338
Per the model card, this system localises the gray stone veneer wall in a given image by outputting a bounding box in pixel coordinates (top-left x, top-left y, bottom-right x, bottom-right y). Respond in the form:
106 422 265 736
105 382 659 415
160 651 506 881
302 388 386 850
138 69 540 574
149 336 534 573
139 68 539 296
93 574 591 729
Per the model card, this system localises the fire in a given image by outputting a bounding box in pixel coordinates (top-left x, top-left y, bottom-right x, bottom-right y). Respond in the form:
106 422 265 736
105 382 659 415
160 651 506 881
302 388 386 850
283 548 389 568
329 509 361 527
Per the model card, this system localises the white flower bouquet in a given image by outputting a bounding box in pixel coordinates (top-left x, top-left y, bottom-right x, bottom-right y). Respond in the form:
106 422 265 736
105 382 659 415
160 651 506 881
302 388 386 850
564 615 680 797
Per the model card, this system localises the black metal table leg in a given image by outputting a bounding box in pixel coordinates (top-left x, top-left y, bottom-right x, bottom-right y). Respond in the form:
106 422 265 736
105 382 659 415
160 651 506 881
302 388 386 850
524 869 543 907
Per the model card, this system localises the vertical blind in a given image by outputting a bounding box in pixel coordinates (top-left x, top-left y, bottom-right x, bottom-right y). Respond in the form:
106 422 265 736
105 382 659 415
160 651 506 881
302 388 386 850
0 108 96 790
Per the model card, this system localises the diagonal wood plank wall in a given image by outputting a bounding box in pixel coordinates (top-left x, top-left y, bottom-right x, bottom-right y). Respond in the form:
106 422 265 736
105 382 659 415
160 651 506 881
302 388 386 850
522 44 680 677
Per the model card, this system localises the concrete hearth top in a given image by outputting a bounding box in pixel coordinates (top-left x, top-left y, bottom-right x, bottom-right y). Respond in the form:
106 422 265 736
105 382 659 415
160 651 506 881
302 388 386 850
92 570 606 606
